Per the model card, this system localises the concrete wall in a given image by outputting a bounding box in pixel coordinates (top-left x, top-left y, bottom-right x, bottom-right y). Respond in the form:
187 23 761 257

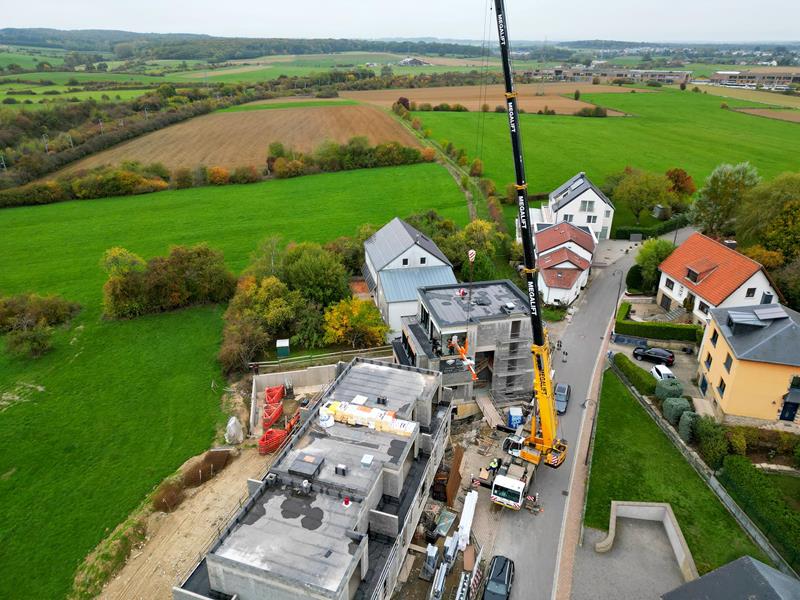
386 300 419 334
251 365 337 433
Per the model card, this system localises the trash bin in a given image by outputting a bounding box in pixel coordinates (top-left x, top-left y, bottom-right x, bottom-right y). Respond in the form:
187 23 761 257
276 338 290 358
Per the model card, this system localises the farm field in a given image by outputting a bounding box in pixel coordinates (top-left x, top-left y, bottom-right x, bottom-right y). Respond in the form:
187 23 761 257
691 84 800 109
217 98 357 112
734 108 800 123
686 63 800 78
0 48 66 69
59 103 420 173
0 83 150 108
0 70 165 85
341 82 648 115
0 162 468 598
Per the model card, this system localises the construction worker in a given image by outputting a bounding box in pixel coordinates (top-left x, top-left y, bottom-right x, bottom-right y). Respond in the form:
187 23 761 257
488 458 499 474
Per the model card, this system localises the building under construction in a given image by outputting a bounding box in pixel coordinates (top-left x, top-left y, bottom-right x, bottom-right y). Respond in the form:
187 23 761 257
173 358 450 600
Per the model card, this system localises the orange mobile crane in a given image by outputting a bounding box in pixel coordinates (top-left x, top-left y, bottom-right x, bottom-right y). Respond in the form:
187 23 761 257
492 0 567 470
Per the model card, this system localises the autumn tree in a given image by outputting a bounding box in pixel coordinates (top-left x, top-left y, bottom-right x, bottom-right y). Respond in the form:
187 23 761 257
101 247 145 276
614 171 675 225
281 243 350 307
225 276 305 338
635 239 676 290
469 159 484 177
737 173 800 258
774 257 800 311
665 168 696 197
323 298 388 348
691 162 760 238
741 245 785 270
438 219 505 273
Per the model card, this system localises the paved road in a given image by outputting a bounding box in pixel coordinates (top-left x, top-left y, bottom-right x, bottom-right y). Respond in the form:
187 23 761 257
490 228 695 600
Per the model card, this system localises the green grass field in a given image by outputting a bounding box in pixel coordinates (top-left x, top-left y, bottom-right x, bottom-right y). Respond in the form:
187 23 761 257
0 84 150 109
217 99 357 112
0 70 165 85
0 162 468 598
585 371 768 574
0 49 65 69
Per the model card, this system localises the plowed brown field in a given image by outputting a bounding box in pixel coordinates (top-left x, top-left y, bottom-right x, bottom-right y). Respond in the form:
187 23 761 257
340 83 644 115
734 108 800 123
61 104 420 173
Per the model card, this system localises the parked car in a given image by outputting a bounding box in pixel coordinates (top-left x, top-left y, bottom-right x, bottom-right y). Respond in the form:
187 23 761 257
633 346 675 366
650 365 676 381
483 555 515 600
554 383 571 415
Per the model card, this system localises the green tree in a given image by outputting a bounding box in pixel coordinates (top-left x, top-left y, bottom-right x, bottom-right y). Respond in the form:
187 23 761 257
156 83 176 98
244 235 284 280
323 298 388 348
281 243 350 307
774 256 800 311
226 276 305 338
614 170 674 225
101 247 145 276
635 239 676 290
691 162 760 238
461 251 495 281
737 173 800 257
439 219 504 272
574 89 581 100
291 302 325 349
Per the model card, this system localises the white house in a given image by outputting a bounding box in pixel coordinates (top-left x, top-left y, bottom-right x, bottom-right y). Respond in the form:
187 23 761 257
363 217 457 333
528 172 615 241
534 222 596 305
657 232 780 325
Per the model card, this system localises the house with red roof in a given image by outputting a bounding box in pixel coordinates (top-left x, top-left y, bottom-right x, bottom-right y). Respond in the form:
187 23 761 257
534 222 597 305
657 233 779 325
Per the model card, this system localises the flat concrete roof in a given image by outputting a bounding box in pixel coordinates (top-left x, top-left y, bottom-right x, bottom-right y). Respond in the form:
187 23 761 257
419 280 530 328
213 484 362 595
324 358 439 419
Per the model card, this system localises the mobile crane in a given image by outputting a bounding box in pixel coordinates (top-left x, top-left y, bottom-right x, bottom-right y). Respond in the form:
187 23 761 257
491 0 568 479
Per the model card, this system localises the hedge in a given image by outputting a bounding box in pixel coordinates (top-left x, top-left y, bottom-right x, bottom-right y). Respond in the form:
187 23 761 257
719 455 800 572
694 416 728 469
678 410 697 443
656 379 684 402
612 213 690 240
616 302 703 343
663 397 691 425
613 352 656 396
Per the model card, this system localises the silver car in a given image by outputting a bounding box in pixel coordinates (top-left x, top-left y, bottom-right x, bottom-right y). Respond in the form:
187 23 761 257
555 383 571 414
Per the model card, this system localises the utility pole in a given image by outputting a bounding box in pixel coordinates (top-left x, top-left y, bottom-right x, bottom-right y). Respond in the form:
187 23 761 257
98 119 104 134
0 154 7 172
41 134 49 152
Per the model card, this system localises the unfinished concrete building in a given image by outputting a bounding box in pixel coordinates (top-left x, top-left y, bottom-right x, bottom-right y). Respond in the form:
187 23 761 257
392 280 534 411
173 357 450 600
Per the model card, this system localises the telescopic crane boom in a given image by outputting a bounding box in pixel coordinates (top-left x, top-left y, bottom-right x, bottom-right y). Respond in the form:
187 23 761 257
492 0 567 469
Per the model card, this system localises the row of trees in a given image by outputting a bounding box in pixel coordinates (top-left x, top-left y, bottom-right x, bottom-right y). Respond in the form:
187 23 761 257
0 293 81 358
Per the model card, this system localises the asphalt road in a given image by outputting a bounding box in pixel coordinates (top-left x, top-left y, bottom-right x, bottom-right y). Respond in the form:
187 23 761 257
490 229 696 600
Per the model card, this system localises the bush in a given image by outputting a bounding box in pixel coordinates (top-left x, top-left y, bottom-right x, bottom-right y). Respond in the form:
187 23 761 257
663 397 691 425
194 165 209 186
574 106 607 117
616 302 702 343
421 147 436 162
678 410 697 443
5 325 53 358
727 429 747 456
469 159 484 177
612 213 689 240
173 168 193 189
655 379 684 402
0 293 80 332
208 166 230 185
230 165 260 184
478 178 496 197
625 264 645 293
613 352 656 396
795 444 800 468
695 416 728 469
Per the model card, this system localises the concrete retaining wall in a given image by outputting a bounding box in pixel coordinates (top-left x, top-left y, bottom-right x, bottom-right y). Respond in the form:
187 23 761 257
595 501 698 582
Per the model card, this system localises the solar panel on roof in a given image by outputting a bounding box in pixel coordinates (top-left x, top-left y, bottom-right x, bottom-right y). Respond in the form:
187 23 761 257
753 306 787 321
727 311 769 328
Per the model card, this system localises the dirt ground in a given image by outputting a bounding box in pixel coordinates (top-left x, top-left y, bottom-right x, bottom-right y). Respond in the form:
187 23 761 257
99 446 268 600
734 107 800 123
682 85 800 109
340 83 645 115
60 104 421 173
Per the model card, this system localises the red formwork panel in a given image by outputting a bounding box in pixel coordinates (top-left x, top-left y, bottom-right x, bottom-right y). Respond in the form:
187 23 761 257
262 401 284 429
265 385 285 404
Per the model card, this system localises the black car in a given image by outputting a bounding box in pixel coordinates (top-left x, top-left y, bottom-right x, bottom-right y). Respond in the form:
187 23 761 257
633 346 675 366
483 555 515 600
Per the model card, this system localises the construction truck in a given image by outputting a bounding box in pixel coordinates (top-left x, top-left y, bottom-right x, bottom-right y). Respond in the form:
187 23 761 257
490 460 533 511
491 0 568 473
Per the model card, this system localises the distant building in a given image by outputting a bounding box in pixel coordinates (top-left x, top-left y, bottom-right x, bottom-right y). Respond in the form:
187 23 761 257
534 222 596 306
710 69 800 89
363 218 456 334
657 233 779 325
697 303 800 426
397 57 431 67
525 66 692 84
174 357 450 600
393 280 535 408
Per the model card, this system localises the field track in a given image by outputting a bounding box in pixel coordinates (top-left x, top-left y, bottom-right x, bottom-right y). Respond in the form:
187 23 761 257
340 83 648 115
734 108 800 123
60 104 420 172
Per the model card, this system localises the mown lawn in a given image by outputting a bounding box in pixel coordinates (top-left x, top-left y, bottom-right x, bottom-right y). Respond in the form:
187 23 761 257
0 162 468 598
768 473 800 512
585 372 768 574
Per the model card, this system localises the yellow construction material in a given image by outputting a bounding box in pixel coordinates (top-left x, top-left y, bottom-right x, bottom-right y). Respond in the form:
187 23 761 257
324 401 416 436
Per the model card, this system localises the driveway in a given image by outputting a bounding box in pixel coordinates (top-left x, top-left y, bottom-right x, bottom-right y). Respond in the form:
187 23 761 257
610 342 701 397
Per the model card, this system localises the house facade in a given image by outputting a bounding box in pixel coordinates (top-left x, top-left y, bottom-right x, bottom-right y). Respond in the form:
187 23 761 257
363 218 456 333
533 222 596 306
657 233 778 325
697 304 800 426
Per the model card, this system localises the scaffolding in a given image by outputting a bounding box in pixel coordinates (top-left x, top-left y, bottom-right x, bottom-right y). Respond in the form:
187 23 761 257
491 334 535 405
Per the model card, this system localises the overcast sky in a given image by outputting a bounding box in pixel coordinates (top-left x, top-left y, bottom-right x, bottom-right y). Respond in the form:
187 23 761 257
6 0 799 43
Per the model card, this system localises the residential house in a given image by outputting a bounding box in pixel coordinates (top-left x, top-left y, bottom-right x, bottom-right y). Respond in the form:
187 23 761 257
363 218 456 334
534 222 596 305
525 172 615 242
393 280 534 410
697 304 800 426
657 232 779 324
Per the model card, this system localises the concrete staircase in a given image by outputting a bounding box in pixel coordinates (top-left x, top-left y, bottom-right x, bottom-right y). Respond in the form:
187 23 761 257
653 306 686 322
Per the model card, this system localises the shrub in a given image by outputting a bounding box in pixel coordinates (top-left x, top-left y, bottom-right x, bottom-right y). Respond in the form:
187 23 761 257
678 410 697 443
695 416 728 469
795 444 800 468
218 314 271 375
194 165 209 186
5 325 53 358
469 159 484 177
616 302 702 343
727 428 747 456
173 168 193 189
0 293 80 332
625 264 645 293
208 166 229 185
230 165 260 184
612 213 690 240
655 379 684 402
613 352 656 396
478 178 496 197
663 397 691 425
574 106 607 117
152 479 185 513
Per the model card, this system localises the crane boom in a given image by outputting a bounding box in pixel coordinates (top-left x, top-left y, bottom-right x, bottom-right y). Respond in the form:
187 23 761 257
492 0 567 469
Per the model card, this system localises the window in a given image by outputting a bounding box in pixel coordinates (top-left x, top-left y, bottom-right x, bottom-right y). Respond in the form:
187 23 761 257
686 269 699 283
710 329 719 347
717 378 726 397
698 301 709 315
745 287 756 298
604 209 611 218
705 353 712 370
665 278 675 290
699 375 708 395
402 258 409 266
419 256 426 265
586 215 597 224
563 214 574 223
724 353 732 373
579 199 595 212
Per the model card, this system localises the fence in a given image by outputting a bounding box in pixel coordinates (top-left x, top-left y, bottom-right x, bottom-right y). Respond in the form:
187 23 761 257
249 345 393 373
608 361 798 578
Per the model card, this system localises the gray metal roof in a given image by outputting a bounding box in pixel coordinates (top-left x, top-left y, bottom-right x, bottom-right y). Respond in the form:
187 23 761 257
662 556 800 600
419 280 531 328
549 172 614 212
710 304 800 367
364 217 452 271
379 265 457 303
